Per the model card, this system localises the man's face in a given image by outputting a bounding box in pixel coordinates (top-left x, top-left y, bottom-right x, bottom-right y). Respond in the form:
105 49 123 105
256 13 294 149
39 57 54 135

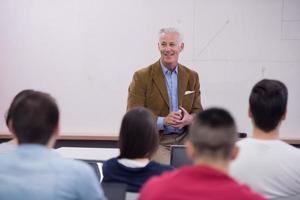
158 32 184 70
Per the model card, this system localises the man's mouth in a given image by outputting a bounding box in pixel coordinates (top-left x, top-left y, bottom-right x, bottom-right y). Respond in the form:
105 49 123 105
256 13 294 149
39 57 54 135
163 52 174 56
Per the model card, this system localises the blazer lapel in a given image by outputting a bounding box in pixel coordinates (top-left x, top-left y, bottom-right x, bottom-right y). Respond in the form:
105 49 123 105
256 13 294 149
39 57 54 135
151 61 170 107
178 64 189 107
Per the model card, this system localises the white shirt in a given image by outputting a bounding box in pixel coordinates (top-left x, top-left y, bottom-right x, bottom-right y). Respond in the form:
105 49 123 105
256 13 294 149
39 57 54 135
230 138 300 199
117 158 150 168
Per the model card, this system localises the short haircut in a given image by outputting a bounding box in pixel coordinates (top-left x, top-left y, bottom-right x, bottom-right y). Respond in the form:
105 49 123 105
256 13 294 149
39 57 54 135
11 91 59 145
5 90 35 127
158 27 183 43
118 107 159 159
249 79 288 132
189 108 237 160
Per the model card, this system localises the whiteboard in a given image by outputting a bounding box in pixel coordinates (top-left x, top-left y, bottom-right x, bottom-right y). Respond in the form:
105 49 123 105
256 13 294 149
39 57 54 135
0 0 299 138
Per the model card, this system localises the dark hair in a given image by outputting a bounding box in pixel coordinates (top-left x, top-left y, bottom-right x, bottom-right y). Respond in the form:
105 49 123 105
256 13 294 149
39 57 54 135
189 108 237 160
5 90 35 127
11 91 59 145
118 107 158 159
249 79 288 132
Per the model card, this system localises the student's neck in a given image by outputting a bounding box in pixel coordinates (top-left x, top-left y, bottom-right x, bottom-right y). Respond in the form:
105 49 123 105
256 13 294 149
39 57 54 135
252 127 279 140
194 158 229 174
46 135 57 149
8 138 18 145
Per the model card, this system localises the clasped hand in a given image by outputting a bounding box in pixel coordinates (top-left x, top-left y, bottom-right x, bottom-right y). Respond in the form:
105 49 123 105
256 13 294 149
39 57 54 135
163 107 193 129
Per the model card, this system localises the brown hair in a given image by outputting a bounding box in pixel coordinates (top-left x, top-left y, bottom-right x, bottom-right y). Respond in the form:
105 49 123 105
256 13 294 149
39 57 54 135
118 107 158 159
189 108 237 160
11 91 59 145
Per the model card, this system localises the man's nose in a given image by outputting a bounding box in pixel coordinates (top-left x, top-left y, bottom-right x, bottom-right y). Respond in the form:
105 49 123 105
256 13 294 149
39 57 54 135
164 45 171 51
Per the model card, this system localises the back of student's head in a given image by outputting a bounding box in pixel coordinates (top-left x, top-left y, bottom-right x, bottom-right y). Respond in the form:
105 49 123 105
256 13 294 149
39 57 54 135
5 90 35 128
249 79 288 132
118 107 158 159
11 91 59 145
189 108 237 160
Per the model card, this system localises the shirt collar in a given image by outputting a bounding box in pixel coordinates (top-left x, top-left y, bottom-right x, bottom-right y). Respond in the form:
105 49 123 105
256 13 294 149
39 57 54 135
160 60 178 75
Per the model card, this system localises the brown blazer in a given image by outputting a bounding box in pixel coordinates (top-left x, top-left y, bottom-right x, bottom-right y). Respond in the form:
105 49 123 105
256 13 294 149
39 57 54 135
127 61 202 119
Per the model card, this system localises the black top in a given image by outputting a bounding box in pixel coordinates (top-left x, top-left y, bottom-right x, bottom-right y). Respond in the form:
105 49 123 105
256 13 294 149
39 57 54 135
102 158 174 192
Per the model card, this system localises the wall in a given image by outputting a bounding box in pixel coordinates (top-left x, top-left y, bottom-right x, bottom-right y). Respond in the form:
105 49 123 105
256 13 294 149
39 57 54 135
0 0 299 137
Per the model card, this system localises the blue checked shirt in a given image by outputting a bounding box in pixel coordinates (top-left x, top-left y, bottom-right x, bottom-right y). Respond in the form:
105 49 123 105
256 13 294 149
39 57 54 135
157 62 183 134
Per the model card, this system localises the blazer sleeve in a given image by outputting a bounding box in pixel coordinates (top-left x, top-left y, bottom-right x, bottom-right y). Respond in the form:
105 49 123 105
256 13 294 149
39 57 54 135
191 72 203 114
127 71 147 111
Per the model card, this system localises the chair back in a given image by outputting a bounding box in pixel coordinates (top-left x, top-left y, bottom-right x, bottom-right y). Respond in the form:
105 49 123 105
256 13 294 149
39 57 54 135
170 145 192 168
125 192 139 200
101 182 127 200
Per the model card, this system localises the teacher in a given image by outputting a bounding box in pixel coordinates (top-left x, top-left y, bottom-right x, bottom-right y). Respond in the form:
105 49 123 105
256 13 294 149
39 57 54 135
127 27 203 164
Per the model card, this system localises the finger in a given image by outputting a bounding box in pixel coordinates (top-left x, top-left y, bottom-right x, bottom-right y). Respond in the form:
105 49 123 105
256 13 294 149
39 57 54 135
173 119 181 124
169 118 178 125
179 106 188 114
169 113 181 121
173 115 182 120
170 112 181 117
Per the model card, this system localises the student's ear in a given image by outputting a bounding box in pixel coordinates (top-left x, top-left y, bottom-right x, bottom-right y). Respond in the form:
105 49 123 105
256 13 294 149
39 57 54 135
11 128 17 140
230 145 239 161
185 140 196 160
248 107 253 118
7 120 14 133
282 109 287 120
47 125 60 148
51 124 60 141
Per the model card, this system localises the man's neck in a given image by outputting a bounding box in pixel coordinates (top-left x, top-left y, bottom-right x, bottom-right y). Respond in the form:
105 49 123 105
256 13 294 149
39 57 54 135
160 60 177 71
252 126 279 140
193 157 229 174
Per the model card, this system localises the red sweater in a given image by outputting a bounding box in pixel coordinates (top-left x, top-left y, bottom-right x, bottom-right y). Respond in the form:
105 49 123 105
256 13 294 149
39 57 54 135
139 165 265 200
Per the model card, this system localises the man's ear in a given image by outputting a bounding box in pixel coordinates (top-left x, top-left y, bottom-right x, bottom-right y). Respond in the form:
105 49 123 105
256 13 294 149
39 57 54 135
185 140 195 160
230 145 239 161
180 42 184 52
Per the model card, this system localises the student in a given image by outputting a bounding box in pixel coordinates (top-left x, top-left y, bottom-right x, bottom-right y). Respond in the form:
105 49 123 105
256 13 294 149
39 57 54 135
230 79 300 199
102 107 173 192
0 91 106 200
139 108 265 200
0 90 35 154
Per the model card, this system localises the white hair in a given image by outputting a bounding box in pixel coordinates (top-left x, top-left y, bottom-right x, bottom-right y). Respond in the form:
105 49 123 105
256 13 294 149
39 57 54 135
158 27 183 43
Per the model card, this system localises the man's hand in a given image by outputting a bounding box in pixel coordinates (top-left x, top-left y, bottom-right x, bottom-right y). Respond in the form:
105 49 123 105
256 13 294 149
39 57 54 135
163 111 182 126
172 107 194 129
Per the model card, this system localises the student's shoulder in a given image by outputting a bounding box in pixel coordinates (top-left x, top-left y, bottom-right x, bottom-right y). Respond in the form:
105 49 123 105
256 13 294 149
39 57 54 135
140 169 177 196
237 138 256 146
149 161 174 171
102 157 118 169
146 166 177 182
54 157 94 176
234 184 266 200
